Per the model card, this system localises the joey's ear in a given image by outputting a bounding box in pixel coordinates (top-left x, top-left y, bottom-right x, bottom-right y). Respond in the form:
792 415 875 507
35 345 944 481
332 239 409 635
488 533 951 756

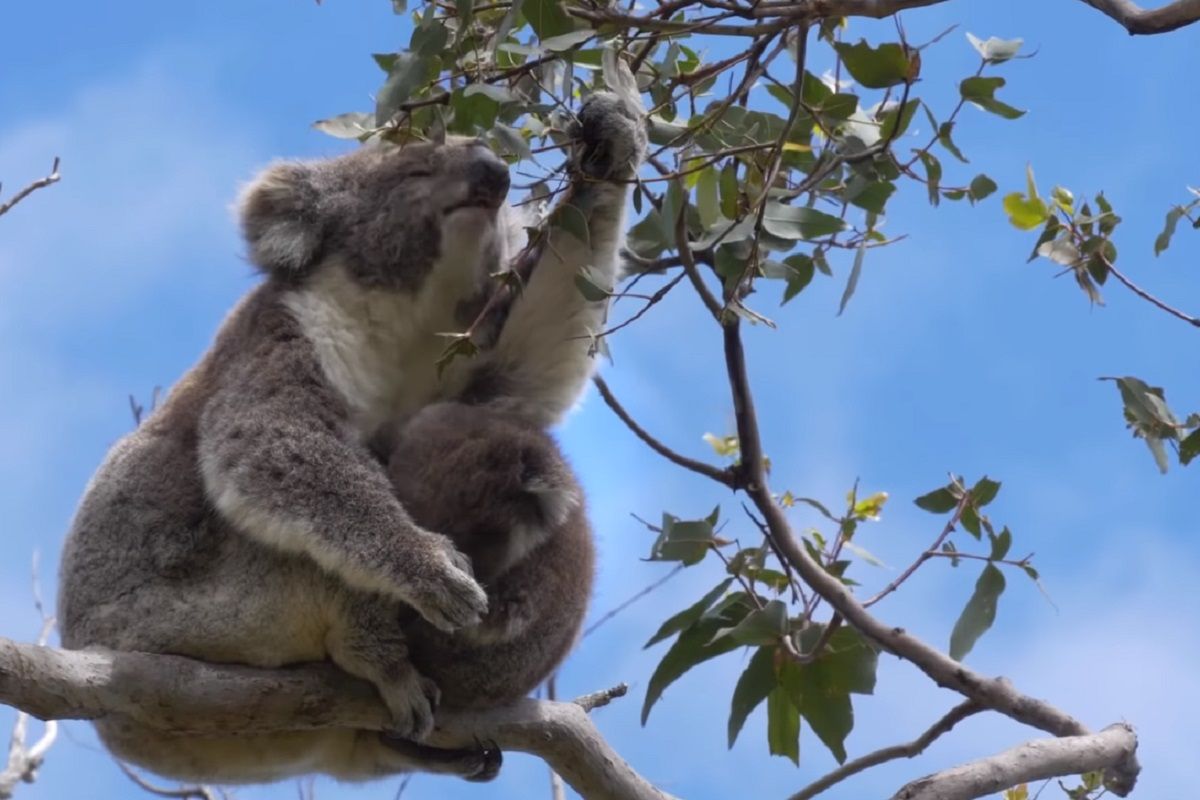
523 477 580 527
237 161 325 276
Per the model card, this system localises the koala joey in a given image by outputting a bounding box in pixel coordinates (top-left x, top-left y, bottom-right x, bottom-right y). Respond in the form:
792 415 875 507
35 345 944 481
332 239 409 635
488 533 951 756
387 401 594 711
57 90 645 785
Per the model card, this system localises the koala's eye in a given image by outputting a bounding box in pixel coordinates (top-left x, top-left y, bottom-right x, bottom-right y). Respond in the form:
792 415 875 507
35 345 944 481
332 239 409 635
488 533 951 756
407 169 435 178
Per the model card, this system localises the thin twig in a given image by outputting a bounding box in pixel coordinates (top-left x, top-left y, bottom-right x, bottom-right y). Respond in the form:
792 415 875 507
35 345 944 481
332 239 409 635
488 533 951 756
863 492 970 608
591 374 737 487
1102 255 1200 328
117 763 219 800
582 564 686 638
0 158 61 218
791 700 984 800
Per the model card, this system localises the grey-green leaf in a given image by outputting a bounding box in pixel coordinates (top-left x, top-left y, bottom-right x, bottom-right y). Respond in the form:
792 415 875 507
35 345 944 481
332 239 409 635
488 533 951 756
949 564 1006 661
727 646 777 748
645 578 734 648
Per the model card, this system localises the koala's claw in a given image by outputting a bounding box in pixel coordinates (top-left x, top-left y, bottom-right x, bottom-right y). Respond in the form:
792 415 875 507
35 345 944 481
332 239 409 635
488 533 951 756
379 672 441 741
402 534 489 633
573 92 648 182
377 735 503 782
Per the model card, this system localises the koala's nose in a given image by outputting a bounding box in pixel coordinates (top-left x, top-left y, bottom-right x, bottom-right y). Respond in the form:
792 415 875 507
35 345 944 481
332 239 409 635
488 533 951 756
466 144 511 206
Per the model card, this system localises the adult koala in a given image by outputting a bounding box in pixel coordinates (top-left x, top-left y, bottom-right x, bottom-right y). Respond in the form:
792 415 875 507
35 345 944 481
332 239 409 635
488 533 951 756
57 87 645 784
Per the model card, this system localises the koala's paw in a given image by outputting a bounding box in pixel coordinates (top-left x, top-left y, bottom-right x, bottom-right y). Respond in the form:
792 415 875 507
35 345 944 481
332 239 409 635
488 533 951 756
573 92 648 182
401 534 489 633
379 671 441 741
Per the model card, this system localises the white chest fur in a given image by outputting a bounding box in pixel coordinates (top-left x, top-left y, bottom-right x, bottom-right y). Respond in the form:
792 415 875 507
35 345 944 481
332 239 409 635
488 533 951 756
284 261 475 436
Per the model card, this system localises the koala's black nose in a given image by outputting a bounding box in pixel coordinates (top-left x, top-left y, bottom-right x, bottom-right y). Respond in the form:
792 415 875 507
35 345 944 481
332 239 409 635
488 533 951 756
466 144 511 206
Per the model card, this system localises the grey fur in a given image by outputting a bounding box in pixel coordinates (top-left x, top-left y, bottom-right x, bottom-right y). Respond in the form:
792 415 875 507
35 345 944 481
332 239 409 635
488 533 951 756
57 92 645 785
387 402 595 710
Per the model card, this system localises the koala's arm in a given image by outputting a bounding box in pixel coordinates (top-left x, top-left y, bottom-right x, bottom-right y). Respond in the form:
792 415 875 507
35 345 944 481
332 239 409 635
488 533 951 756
197 362 487 632
466 93 646 427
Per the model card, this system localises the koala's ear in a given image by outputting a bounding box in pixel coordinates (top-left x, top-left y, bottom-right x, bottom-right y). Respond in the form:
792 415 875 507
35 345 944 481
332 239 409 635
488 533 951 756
237 161 324 276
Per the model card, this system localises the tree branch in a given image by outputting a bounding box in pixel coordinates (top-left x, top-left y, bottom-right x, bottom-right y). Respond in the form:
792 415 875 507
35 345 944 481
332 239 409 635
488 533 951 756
0 159 60 219
791 701 983 800
0 638 674 800
890 724 1140 800
591 374 737 488
1075 0 1200 33
718 318 1140 793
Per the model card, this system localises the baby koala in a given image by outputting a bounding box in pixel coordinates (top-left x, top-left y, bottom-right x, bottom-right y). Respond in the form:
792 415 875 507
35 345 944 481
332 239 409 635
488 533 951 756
386 402 595 711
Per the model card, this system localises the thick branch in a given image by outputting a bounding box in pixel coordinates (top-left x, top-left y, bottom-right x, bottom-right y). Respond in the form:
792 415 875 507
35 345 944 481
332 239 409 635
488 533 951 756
0 638 673 800
719 319 1140 793
1076 0 1200 33
891 724 1140 800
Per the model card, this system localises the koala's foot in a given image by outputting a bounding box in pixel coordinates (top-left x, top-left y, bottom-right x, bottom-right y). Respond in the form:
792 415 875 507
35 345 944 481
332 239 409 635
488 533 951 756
573 92 648 182
378 670 442 741
377 735 503 783
398 533 490 632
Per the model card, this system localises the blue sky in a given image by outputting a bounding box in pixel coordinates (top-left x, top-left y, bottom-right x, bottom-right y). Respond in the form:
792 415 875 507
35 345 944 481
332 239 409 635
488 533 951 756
1 2 1197 799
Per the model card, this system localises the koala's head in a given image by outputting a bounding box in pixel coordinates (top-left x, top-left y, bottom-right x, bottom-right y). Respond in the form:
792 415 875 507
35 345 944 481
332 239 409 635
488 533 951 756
388 402 580 584
236 138 513 292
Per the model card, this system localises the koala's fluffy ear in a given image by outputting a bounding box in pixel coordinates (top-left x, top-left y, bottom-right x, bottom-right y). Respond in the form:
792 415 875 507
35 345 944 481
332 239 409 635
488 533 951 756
237 161 325 277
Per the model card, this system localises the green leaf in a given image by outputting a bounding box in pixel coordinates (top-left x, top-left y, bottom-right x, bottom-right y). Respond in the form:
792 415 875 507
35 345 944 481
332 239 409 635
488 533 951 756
375 54 434 125
1003 192 1050 231
915 486 958 513
837 235 868 316
968 174 997 203
312 112 376 140
524 0 573 39
781 254 815 304
970 477 1001 507
573 272 610 302
539 28 594 51
919 151 942 207
719 163 740 220
960 76 1026 119
553 202 590 244
1180 428 1200 466
718 600 788 646
649 512 716 565
642 611 747 724
949 564 1006 661
645 579 734 648
988 526 1012 560
777 626 878 764
696 167 720 228
1155 206 1185 256
765 686 800 764
938 121 969 163
965 33 1024 64
833 40 914 89
728 646 778 748
762 202 848 241
846 179 895 214
878 98 920 141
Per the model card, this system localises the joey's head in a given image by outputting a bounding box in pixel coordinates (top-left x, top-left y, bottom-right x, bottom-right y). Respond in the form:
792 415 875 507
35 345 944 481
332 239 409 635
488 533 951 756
388 403 581 585
237 138 512 293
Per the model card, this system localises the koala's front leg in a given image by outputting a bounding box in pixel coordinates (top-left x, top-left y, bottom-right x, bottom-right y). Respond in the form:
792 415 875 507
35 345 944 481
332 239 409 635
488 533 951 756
197 368 488 633
467 91 647 427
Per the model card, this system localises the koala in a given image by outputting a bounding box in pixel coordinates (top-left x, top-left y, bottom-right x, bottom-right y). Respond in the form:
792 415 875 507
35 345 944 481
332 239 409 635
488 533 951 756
57 90 645 785
386 402 595 710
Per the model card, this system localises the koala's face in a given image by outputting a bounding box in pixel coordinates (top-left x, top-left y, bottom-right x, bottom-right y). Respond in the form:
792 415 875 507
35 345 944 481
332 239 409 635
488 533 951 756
237 138 512 292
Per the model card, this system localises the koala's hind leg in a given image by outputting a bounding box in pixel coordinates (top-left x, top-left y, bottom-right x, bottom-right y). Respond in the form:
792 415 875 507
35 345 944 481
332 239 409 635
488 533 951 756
326 592 441 741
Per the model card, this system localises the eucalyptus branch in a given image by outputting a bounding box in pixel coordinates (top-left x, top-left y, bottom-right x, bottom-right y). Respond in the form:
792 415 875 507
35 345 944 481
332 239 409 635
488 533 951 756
0 158 61 219
0 638 673 800
718 316 1139 792
863 492 970 608
891 724 1139 800
791 700 983 800
1075 0 1200 33
591 374 737 487
1101 254 1200 328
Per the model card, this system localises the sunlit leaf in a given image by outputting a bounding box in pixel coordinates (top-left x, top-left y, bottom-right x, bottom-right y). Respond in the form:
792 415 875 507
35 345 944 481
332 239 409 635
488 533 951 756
833 40 915 89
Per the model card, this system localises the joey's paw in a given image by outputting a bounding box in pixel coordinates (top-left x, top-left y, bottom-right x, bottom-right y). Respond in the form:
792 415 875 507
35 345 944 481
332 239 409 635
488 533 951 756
379 671 441 741
573 92 648 181
403 534 489 633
